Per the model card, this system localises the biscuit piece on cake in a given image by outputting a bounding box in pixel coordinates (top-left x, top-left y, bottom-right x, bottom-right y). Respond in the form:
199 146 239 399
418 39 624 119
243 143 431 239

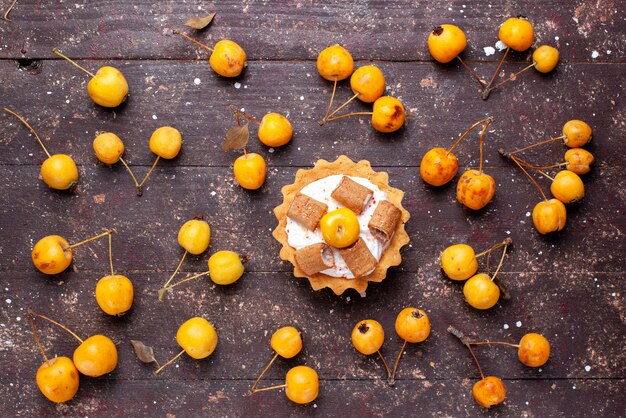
331 176 373 215
294 243 334 276
339 238 377 278
368 200 402 243
287 193 328 230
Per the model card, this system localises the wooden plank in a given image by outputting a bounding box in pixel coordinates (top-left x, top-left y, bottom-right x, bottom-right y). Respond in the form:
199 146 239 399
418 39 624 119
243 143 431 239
0 0 623 62
1 60 623 169
0 166 624 275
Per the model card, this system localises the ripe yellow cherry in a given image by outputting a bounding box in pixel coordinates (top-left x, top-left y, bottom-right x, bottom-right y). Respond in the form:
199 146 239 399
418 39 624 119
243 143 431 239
149 126 182 159
371 96 405 133
93 132 124 164
533 199 567 234
258 113 293 147
317 44 354 81
73 335 118 377
351 319 385 355
209 39 247 78
350 65 386 103
463 273 500 310
95 275 134 316
440 244 478 281
285 366 319 404
518 333 551 367
420 147 459 186
550 170 585 204
532 45 559 73
271 326 302 359
498 17 534 52
395 308 430 343
456 170 496 210
233 153 266 190
562 120 592 147
32 235 72 275
208 250 244 285
428 24 467 63
564 148 594 175
177 317 218 359
178 219 211 255
87 66 129 108
41 154 79 190
36 356 79 403
320 208 360 248
473 376 506 408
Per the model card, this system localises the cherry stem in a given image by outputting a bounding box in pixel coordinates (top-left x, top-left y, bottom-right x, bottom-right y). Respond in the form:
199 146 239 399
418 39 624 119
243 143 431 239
488 63 535 92
504 152 548 201
4 107 51 158
469 341 520 348
29 311 84 344
477 119 490 174
154 349 185 376
509 135 566 155
119 157 142 195
159 250 188 300
250 383 287 393
490 241 508 282
52 49 95 77
138 156 160 189
108 232 115 276
475 237 512 258
389 339 408 385
174 31 214 52
159 270 211 298
456 56 485 88
322 79 338 122
69 229 116 249
466 343 485 380
325 111 374 123
3 0 18 21
230 105 261 126
322 93 358 124
29 311 49 362
536 170 555 182
482 47 509 100
251 353 279 393
446 117 494 155
377 350 392 385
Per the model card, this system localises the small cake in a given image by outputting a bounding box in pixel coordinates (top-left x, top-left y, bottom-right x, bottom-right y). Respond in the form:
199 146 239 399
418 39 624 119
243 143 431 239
273 156 410 295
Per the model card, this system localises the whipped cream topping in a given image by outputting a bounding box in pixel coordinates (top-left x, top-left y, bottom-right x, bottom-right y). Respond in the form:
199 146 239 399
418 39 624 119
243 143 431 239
286 174 389 279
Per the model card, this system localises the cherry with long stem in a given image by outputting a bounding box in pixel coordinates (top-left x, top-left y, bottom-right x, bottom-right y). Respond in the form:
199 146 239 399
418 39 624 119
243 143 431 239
481 47 510 100
52 49 95 78
4 107 52 158
456 56 486 88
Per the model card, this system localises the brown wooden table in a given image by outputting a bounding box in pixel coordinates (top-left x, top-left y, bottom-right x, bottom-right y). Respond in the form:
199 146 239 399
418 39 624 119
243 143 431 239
1 1 624 416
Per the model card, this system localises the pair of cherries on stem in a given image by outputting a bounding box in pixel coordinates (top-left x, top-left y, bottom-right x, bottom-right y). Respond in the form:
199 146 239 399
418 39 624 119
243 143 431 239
428 18 559 100
158 217 245 300
441 238 512 310
251 326 319 404
29 311 118 403
500 120 593 234
449 326 551 408
420 117 496 211
351 308 431 385
316 45 406 133
93 126 182 195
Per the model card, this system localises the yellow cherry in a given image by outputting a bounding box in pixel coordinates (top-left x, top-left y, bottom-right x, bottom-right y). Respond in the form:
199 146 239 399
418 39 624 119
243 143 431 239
532 45 559 73
208 250 244 285
518 333 551 367
178 218 211 255
428 24 467 63
210 39 247 78
270 326 303 359
87 66 129 108
350 65 386 103
371 96 405 133
320 208 360 248
395 308 430 343
41 154 79 190
317 44 354 81
351 319 385 356
532 199 567 234
73 335 118 377
562 120 592 147
32 235 72 275
498 17 534 52
463 273 500 310
149 126 182 159
550 170 585 204
176 317 218 359
420 147 459 186
456 170 496 210
564 148 594 175
95 275 134 316
285 366 319 404
258 113 293 147
36 356 79 403
440 243 478 281
473 376 506 408
233 153 266 190
93 132 125 164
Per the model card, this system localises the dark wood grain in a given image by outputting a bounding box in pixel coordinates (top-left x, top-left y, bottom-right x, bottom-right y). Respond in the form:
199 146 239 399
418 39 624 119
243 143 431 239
1 0 624 416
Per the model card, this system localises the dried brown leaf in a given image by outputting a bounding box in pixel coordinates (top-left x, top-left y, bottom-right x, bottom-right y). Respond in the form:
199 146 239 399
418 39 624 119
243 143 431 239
494 277 511 300
130 340 157 364
184 13 216 30
222 124 249 151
